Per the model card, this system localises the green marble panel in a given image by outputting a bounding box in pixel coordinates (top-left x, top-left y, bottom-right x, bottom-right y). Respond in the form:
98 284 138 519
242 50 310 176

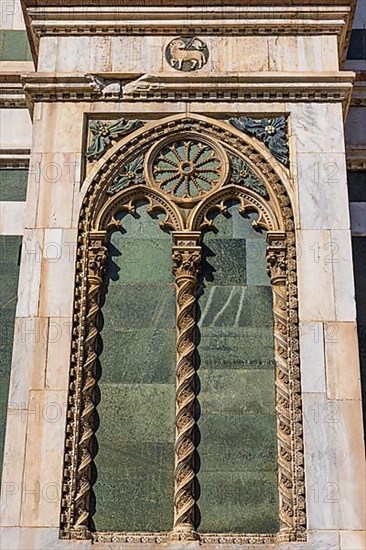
199 369 275 417
101 328 176 385
202 240 246 285
108 238 173 283
198 286 274 328
0 170 28 202
0 236 21 481
0 30 32 61
197 206 278 533
94 205 175 532
198 471 279 533
101 282 175 330
96 384 175 445
246 238 271 286
198 326 274 370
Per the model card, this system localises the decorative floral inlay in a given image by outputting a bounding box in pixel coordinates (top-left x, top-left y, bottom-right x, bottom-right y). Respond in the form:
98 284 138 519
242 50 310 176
228 116 289 167
230 156 269 199
86 118 144 161
107 156 144 195
152 140 222 200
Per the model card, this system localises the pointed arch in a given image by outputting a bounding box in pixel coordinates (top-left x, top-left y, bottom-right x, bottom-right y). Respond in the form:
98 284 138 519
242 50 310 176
60 113 306 545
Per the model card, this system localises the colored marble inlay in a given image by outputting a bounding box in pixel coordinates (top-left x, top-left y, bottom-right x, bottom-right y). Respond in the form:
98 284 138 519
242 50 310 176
93 203 175 532
197 203 279 533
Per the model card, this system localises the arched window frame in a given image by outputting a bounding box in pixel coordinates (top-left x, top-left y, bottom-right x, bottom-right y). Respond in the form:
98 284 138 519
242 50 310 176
60 114 306 545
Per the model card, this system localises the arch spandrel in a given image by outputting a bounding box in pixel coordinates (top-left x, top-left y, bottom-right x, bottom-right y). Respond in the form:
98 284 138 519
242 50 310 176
79 113 295 234
61 112 306 544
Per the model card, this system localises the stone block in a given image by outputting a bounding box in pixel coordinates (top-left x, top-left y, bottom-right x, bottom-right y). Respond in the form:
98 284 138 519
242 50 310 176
38 228 77 318
20 390 68 527
330 229 357 321
45 317 73 391
297 230 335 321
339 530 366 550
295 153 350 230
34 152 81 229
299 322 326 393
325 322 362 400
7 318 48 405
303 393 365 530
0 202 25 236
16 229 44 318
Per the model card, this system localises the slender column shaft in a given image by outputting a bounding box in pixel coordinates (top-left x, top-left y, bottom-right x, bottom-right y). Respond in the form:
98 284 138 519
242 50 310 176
172 232 202 539
266 232 294 534
74 234 108 532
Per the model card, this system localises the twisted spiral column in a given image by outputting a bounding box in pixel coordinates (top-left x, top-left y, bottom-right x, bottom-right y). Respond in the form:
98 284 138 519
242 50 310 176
172 232 202 539
74 235 108 532
266 232 294 534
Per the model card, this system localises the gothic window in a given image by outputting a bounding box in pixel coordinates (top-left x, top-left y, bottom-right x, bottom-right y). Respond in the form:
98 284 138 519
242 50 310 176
60 115 305 545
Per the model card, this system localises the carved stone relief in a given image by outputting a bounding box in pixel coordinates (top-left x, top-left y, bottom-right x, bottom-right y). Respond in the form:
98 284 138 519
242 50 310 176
86 118 145 162
165 37 209 71
229 116 289 167
60 115 305 545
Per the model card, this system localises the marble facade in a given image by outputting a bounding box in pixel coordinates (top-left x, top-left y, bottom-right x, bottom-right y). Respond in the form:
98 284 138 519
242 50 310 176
0 1 365 549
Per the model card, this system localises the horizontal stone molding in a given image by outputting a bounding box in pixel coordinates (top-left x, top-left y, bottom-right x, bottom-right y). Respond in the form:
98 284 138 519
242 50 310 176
19 72 354 112
350 75 366 106
346 148 366 170
0 74 27 108
20 0 357 64
0 148 30 168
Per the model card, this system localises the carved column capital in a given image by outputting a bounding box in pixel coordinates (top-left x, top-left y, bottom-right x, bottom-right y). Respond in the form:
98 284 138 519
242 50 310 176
88 232 108 280
266 231 287 285
172 232 202 280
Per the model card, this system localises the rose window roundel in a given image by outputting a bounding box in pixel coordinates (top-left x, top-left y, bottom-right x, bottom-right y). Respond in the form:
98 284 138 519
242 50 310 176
147 136 227 204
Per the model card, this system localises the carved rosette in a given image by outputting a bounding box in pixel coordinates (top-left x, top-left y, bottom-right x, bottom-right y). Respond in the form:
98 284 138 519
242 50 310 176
266 232 294 533
172 232 202 538
73 232 108 532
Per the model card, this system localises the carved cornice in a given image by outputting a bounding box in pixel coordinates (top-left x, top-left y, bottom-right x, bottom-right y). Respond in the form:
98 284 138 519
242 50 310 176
19 72 355 113
346 148 366 171
19 1 357 71
0 74 27 108
0 149 30 169
350 74 366 106
20 2 354 63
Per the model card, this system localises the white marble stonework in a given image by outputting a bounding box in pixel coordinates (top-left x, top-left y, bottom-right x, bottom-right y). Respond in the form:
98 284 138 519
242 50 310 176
0 202 25 235
1 0 365 549
38 35 341 74
0 109 32 150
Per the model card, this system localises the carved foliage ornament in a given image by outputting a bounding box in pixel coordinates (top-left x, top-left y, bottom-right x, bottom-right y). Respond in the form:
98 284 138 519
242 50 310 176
86 118 144 162
107 155 144 195
229 116 289 167
229 155 269 198
62 116 305 544
166 37 209 72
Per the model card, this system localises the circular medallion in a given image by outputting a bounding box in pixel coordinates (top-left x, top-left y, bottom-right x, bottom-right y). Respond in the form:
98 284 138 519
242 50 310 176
147 136 227 205
165 37 209 72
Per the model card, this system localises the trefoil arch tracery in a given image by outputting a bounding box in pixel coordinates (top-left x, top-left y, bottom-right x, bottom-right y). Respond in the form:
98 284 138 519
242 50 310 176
60 115 306 545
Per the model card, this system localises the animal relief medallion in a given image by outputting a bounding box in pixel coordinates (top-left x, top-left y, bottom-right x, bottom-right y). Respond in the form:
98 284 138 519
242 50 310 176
166 37 209 71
